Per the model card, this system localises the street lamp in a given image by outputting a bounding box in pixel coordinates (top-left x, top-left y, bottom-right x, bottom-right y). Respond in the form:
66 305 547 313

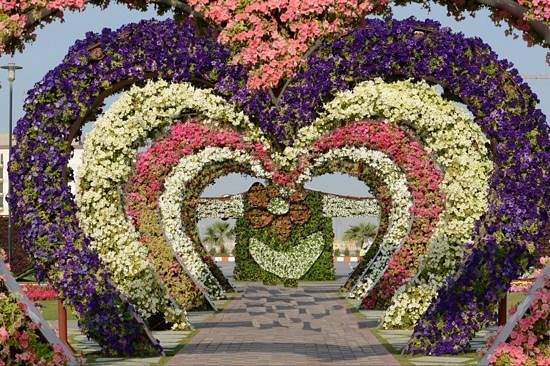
1 63 22 265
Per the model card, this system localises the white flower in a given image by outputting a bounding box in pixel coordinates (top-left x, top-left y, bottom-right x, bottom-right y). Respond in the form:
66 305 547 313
249 232 326 279
321 194 380 217
197 195 245 220
160 147 270 299
298 148 413 299
77 80 262 324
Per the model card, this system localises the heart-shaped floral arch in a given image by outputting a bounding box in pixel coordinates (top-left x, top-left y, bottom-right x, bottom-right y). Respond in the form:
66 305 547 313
78 77 490 329
9 18 549 356
123 116 445 307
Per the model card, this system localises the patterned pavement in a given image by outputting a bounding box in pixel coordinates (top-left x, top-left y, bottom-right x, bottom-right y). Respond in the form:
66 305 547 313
169 283 399 366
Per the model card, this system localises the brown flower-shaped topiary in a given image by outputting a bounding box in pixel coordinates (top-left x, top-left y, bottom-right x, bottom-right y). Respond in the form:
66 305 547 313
244 182 311 241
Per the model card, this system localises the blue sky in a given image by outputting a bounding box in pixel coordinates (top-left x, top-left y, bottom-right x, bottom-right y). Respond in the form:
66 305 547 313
0 3 547 239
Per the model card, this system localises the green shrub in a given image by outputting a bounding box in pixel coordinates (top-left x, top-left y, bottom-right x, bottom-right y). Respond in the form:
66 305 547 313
234 191 335 285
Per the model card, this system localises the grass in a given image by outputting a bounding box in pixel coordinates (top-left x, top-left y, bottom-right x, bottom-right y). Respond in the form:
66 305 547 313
369 328 416 366
337 291 367 320
370 325 480 365
82 328 201 365
213 291 237 312
36 300 77 320
508 292 526 311
337 290 482 365
80 291 237 365
153 328 200 366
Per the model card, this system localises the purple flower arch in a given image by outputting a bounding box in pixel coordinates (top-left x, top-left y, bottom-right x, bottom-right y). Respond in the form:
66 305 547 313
10 18 549 355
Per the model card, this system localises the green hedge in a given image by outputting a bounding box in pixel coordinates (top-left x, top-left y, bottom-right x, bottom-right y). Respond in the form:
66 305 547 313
234 191 334 286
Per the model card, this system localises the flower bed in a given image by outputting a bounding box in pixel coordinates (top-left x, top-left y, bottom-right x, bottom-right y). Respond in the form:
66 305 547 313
0 251 68 365
20 284 58 302
487 278 550 366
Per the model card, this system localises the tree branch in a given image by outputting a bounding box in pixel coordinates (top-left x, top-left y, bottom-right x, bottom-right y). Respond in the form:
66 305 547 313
11 0 550 56
23 0 209 32
150 0 201 19
24 8 59 29
476 0 550 44
272 39 322 104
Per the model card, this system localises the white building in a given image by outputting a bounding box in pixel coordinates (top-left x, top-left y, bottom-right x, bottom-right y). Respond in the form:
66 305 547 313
0 134 83 215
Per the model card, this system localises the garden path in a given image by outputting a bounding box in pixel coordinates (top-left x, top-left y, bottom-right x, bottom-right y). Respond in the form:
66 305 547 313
169 283 399 366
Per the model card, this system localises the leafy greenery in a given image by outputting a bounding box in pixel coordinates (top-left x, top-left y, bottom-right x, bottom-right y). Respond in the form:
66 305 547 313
36 300 77 321
234 190 335 286
203 221 234 255
343 222 378 249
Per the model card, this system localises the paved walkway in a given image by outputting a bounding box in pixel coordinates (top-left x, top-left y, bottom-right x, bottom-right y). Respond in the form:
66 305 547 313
169 283 399 366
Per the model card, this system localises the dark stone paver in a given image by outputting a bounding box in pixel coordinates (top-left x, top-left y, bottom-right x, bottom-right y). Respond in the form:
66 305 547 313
169 284 399 366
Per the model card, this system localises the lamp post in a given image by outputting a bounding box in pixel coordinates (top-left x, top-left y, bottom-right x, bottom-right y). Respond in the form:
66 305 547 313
1 63 22 265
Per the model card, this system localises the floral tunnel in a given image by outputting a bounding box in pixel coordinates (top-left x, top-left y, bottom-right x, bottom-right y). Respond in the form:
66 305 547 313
82 75 487 326
121 116 440 288
77 80 407 309
8 17 548 356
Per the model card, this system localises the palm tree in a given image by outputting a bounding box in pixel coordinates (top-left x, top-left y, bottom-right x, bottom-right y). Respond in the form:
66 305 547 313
203 221 234 254
343 222 378 253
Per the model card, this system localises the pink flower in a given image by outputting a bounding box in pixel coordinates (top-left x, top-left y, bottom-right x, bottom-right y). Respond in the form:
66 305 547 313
0 327 9 343
15 330 30 349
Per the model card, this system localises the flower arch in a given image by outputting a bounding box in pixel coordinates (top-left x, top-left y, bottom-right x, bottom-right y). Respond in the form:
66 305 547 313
302 78 492 324
75 81 257 323
80 75 489 317
124 117 445 304
9 17 549 356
